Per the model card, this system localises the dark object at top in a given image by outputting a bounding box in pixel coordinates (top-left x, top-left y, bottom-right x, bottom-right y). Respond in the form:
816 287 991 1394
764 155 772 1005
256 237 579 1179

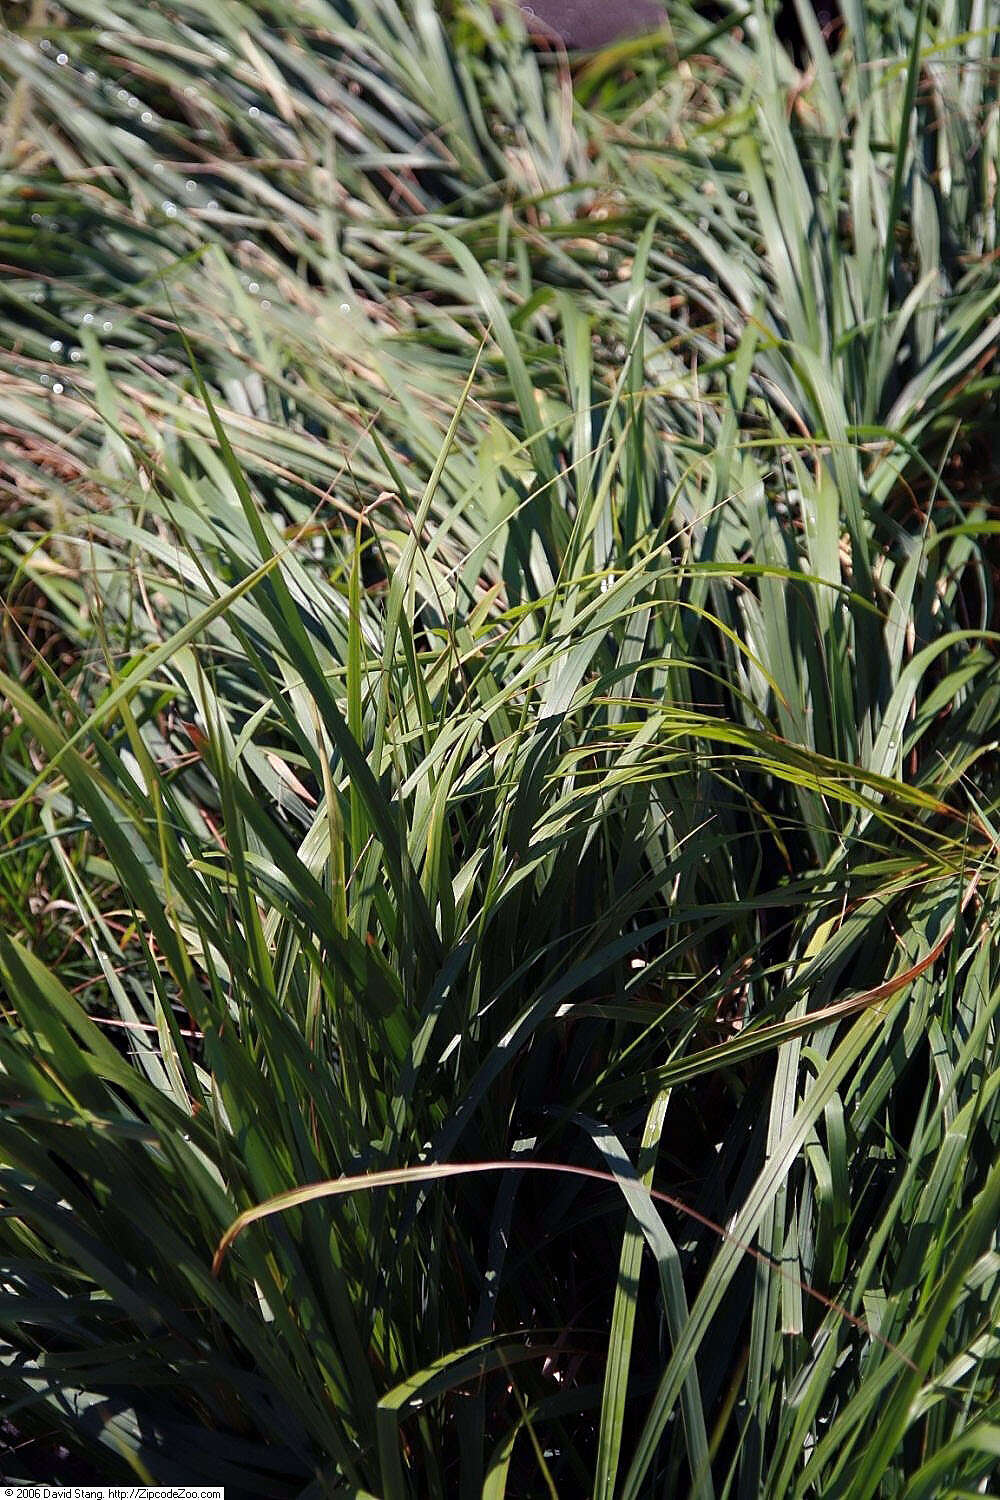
518 0 667 48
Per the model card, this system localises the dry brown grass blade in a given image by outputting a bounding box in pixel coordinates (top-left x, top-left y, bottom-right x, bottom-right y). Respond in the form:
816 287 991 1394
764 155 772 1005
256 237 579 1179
212 1161 919 1371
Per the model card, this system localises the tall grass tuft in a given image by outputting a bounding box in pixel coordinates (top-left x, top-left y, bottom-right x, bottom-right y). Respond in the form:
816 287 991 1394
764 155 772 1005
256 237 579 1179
1 0 1000 1493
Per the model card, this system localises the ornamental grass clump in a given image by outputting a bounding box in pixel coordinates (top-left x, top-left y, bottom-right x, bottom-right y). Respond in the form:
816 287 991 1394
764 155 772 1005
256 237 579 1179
1 0 999 1493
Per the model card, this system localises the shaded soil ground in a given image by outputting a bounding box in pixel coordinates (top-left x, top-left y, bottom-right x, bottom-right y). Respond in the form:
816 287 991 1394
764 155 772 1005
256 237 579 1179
519 0 666 47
